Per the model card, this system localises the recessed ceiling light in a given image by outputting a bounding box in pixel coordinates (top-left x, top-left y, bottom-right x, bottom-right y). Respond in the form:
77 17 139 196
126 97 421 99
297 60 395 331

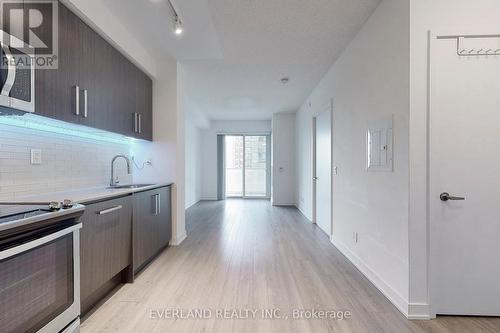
281 77 290 84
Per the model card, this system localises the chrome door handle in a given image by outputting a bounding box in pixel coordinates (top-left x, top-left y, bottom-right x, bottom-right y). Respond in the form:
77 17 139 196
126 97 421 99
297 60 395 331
440 192 465 202
313 177 319 180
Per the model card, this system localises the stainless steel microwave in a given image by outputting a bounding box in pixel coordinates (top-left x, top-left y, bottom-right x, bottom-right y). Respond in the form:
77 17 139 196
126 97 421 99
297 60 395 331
0 32 35 113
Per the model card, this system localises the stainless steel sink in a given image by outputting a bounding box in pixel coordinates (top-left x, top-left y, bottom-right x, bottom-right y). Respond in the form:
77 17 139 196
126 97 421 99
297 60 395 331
107 184 155 189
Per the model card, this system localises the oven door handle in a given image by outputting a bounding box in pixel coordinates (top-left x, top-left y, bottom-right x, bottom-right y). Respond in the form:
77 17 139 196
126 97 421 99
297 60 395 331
1 44 16 97
0 223 82 260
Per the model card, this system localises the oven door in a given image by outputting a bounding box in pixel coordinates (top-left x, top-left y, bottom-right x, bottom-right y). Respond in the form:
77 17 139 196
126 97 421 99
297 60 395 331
0 223 81 333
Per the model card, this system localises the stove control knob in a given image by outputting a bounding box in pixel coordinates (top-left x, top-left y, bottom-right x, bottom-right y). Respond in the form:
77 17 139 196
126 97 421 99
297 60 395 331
63 199 74 209
49 201 62 211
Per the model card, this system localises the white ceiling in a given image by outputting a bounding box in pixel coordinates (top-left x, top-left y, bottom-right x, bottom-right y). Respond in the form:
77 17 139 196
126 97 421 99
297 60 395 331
103 0 380 120
102 0 223 60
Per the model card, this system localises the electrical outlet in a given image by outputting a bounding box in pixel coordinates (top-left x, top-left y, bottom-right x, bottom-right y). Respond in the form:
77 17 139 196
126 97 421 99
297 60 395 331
353 232 358 243
332 166 338 175
30 149 42 165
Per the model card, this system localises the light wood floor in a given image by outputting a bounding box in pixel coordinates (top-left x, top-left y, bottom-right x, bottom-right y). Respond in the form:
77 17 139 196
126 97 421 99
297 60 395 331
82 199 500 333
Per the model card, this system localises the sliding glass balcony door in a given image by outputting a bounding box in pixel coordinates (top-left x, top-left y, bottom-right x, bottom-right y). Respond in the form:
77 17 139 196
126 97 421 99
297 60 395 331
224 135 270 198
225 136 244 197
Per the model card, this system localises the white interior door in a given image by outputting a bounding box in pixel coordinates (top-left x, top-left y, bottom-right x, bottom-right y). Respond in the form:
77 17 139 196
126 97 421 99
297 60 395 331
314 108 332 236
430 36 500 315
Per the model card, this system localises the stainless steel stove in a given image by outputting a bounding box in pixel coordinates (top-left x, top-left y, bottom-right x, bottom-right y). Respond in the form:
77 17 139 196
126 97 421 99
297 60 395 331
0 201 85 333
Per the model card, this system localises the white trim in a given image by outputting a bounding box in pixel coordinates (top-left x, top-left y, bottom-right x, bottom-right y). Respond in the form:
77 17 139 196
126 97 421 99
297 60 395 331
408 303 433 320
170 230 187 246
272 203 296 207
330 235 409 318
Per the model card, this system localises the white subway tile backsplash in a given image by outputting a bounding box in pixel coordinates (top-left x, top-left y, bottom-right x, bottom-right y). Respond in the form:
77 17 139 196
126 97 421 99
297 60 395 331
0 123 133 199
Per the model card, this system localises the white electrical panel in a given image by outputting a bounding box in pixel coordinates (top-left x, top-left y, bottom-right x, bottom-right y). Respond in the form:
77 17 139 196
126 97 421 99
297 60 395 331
366 115 393 172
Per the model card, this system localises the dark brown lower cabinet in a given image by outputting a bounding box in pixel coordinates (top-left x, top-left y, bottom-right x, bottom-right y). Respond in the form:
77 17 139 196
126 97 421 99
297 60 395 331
133 186 172 272
79 186 172 314
79 196 132 314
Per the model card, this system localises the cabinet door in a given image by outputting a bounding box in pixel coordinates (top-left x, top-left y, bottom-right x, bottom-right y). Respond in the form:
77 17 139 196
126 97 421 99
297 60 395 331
80 196 132 303
79 23 104 130
155 186 172 249
135 70 153 140
35 3 83 123
132 190 155 272
133 187 172 272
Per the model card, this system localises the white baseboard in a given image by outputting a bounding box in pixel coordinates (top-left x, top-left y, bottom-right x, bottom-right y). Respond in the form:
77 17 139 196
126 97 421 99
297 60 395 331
408 303 432 320
329 235 410 318
273 203 296 207
295 205 313 223
185 200 201 209
200 196 218 201
170 230 187 246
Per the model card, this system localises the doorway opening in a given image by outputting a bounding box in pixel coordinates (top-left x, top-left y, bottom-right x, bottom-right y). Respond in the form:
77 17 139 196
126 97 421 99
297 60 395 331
224 135 271 198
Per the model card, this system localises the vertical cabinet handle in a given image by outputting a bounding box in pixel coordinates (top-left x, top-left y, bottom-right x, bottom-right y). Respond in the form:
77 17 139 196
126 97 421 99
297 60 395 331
157 193 161 215
74 86 80 116
152 194 160 215
138 113 142 134
83 89 88 118
133 113 143 135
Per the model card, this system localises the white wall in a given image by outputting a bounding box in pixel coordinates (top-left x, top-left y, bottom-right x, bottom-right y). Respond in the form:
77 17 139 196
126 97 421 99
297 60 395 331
200 120 272 200
408 0 500 318
185 117 203 208
271 113 296 206
295 0 410 315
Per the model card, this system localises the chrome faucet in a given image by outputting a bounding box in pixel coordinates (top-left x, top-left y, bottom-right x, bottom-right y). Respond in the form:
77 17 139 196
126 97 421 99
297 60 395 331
110 155 131 187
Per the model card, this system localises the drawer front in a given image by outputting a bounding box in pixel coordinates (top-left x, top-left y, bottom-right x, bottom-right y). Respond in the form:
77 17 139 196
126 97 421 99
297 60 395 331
80 196 132 302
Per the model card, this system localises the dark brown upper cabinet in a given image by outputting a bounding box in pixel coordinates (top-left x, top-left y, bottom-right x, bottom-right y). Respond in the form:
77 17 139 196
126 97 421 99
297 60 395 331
34 2 153 140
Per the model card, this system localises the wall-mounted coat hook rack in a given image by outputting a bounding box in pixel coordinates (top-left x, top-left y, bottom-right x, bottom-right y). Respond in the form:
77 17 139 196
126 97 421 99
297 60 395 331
437 34 500 56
